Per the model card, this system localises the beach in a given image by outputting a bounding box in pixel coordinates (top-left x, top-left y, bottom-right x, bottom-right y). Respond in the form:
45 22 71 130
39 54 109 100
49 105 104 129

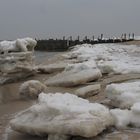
1 41 140 140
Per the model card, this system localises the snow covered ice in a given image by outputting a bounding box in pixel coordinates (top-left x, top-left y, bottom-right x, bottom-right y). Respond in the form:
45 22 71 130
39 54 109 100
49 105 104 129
64 43 140 74
0 37 37 54
19 80 47 99
111 102 140 129
0 38 37 84
10 92 113 137
45 60 102 87
45 43 140 87
106 81 140 109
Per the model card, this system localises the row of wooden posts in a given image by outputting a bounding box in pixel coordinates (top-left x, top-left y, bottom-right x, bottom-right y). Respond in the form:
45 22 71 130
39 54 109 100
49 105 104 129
61 33 135 41
35 33 135 51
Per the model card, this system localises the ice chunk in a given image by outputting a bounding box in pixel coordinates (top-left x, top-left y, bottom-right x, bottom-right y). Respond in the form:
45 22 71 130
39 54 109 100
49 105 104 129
45 60 102 87
64 43 140 75
110 109 131 129
75 84 101 98
0 37 37 54
45 69 102 87
106 81 140 108
111 102 140 129
10 93 113 137
0 38 37 84
130 102 140 127
19 80 47 99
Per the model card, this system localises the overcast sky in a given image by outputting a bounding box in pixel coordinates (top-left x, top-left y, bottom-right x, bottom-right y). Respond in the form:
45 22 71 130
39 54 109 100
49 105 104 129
0 0 139 40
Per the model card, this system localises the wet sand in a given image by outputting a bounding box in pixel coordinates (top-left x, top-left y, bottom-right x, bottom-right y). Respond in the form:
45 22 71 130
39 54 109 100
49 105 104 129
1 42 140 140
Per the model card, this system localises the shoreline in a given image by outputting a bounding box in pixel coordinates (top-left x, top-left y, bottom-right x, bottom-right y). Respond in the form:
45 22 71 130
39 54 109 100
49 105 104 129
1 41 140 140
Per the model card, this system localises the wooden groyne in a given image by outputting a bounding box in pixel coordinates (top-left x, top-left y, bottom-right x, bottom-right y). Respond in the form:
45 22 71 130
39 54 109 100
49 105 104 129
35 33 135 51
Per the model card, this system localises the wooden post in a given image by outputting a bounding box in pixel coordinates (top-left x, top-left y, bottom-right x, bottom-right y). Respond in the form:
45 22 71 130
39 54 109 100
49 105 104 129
63 36 65 40
124 33 126 40
101 34 103 40
77 36 80 41
66 36 70 46
92 35 94 41
128 33 131 39
132 33 135 40
70 36 72 41
97 36 100 40
121 34 123 39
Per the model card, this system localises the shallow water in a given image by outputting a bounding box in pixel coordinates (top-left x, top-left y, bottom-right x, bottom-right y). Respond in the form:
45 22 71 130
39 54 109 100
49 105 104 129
34 51 63 64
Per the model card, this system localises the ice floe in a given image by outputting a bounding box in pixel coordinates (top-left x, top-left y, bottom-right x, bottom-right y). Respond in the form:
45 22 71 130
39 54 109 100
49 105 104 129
0 38 37 84
10 92 113 137
45 60 102 87
0 37 37 54
106 81 140 109
75 84 101 98
111 102 140 129
19 80 47 99
64 43 140 74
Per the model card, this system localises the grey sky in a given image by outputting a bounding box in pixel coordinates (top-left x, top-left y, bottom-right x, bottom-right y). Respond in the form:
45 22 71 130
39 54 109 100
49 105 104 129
0 0 139 40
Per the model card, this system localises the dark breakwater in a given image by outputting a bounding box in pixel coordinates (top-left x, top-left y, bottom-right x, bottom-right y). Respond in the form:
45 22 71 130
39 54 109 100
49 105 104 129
35 34 135 51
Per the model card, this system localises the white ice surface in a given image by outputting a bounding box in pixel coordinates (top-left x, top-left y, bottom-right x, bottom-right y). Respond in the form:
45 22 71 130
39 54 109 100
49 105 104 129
110 109 131 129
0 37 37 54
106 81 140 109
19 80 47 99
64 43 140 74
111 102 140 129
45 60 102 87
10 93 113 137
65 60 97 72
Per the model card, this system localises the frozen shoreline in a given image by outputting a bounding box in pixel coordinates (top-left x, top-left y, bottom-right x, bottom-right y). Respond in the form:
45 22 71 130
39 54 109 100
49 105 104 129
1 42 140 140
